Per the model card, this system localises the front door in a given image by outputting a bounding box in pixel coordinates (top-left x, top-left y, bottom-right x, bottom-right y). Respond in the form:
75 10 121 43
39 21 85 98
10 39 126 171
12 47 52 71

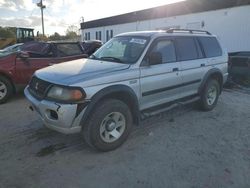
15 56 57 85
139 38 182 110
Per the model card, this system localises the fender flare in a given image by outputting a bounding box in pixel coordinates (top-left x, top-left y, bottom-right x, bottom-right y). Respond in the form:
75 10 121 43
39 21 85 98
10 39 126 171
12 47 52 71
198 68 223 94
80 84 140 127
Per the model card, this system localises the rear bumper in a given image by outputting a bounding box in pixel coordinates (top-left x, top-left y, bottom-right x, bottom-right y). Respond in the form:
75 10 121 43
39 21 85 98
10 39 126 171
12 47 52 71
24 87 87 134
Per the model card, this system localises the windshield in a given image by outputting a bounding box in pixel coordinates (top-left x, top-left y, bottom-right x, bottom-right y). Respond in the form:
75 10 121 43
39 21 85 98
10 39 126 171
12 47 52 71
2 43 23 52
89 36 149 64
0 51 14 57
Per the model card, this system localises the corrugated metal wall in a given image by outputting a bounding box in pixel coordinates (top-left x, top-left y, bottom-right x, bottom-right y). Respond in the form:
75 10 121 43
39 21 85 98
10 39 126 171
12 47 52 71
82 5 250 52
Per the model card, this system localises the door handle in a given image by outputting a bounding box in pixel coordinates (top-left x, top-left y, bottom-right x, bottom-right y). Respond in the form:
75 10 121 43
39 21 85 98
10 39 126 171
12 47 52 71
200 63 205 67
172 68 179 72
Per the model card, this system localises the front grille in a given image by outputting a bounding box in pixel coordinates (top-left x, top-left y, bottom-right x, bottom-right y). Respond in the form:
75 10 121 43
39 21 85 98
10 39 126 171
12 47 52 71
29 76 52 100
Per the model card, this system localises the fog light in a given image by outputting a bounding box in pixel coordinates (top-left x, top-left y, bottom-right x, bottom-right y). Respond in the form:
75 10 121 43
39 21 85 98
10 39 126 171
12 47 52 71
49 110 58 120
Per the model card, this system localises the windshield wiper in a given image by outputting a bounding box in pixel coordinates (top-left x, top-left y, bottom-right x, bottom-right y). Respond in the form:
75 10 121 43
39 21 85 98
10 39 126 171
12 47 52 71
100 56 124 64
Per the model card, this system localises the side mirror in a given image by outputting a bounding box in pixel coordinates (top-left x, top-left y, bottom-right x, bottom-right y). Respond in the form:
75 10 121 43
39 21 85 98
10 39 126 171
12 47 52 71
149 52 162 65
18 51 30 59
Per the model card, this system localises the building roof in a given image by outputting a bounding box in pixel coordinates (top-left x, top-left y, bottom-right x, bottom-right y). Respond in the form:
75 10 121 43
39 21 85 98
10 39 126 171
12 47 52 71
81 0 250 29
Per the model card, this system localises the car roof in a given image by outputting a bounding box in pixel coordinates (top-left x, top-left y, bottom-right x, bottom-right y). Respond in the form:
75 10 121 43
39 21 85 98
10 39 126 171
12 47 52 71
117 30 216 38
48 41 80 44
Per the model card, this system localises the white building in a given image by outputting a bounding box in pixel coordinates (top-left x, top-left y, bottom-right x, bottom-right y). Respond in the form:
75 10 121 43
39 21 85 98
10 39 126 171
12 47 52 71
80 0 250 52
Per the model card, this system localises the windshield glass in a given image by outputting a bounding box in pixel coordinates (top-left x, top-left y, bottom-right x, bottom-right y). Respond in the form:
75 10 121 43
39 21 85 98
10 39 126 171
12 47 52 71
90 36 149 64
0 51 14 57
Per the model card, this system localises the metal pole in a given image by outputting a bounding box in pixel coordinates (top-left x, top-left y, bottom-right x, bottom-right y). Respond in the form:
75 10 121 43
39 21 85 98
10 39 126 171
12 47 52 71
37 0 46 36
41 0 45 36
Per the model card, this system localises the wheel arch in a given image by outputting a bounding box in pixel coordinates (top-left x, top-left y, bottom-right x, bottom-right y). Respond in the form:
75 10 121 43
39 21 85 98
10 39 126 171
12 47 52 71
0 71 16 93
198 68 223 94
80 84 140 127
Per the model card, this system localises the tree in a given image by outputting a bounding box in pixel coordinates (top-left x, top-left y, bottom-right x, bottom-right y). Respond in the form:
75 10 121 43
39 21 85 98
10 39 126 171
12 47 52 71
65 25 79 40
0 27 15 38
49 32 61 41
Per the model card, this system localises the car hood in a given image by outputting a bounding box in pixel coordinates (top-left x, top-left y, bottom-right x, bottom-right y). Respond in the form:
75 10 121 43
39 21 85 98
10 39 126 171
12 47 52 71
35 58 130 85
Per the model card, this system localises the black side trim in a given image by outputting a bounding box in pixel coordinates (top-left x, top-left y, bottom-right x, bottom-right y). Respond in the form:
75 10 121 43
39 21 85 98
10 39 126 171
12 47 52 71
75 101 90 118
198 68 223 94
80 85 140 126
142 79 201 97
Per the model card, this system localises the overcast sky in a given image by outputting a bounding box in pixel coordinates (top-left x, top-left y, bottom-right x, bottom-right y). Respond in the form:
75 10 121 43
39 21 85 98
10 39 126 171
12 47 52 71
0 0 183 35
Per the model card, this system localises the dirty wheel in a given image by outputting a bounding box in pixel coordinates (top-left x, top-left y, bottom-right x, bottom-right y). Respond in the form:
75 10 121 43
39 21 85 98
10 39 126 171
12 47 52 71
200 79 220 111
0 76 13 104
83 99 132 151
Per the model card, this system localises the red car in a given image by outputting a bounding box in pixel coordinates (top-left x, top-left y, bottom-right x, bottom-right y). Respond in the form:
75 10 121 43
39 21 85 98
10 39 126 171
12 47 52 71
0 41 87 104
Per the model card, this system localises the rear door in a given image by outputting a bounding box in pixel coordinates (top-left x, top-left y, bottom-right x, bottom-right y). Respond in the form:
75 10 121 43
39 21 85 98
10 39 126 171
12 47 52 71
175 36 208 97
139 38 182 110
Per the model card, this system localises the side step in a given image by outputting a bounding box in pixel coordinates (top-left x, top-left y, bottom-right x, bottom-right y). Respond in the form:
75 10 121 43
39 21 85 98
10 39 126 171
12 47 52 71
141 95 200 119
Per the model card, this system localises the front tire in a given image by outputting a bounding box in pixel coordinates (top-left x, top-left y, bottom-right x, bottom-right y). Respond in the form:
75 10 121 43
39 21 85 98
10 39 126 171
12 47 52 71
0 76 13 104
200 79 220 111
83 99 133 152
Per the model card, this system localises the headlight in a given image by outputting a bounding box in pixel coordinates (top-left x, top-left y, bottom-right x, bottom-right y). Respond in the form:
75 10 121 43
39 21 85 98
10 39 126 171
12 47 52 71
47 86 85 102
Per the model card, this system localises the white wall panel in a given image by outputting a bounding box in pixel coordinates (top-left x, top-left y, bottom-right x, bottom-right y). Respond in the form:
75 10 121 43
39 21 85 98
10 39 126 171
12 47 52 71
81 5 250 52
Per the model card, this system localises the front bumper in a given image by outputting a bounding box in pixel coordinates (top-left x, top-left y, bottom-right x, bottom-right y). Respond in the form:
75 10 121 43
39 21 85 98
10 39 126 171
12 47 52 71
24 87 87 134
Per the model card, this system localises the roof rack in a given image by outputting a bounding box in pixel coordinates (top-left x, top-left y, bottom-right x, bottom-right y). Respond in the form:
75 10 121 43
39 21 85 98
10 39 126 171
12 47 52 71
166 29 211 35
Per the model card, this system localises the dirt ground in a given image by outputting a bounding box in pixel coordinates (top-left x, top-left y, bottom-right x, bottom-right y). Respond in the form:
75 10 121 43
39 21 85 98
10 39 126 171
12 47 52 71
0 87 250 188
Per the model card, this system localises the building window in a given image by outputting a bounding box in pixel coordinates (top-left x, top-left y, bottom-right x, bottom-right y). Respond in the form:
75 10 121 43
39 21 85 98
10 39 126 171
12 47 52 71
110 30 113 38
96 31 102 40
106 30 109 42
106 30 113 42
99 31 102 40
95 31 98 40
85 32 90 40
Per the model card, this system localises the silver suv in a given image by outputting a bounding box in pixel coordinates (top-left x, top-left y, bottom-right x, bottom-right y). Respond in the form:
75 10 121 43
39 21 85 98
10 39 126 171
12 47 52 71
24 29 228 151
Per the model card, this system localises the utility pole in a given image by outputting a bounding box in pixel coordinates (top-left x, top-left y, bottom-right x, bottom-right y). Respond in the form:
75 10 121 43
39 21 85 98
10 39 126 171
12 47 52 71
37 0 46 36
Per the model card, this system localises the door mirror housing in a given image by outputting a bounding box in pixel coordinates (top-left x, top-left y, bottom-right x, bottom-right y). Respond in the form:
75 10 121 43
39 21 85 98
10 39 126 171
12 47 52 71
149 52 162 65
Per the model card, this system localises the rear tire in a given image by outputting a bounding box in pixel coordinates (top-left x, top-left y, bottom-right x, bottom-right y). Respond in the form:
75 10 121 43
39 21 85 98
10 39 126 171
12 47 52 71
0 76 13 104
82 99 133 152
199 79 220 111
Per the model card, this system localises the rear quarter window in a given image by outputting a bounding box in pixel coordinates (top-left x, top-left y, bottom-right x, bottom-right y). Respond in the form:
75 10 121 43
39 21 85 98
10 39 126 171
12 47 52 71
199 37 222 58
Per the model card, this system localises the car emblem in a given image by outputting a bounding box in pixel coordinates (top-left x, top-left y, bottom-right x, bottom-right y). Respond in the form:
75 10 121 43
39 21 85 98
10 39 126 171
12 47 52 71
35 82 39 90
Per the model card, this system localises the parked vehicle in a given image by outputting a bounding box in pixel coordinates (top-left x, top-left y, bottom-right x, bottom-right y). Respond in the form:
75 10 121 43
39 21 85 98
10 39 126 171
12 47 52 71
24 29 228 151
81 40 102 56
0 41 87 103
228 51 250 77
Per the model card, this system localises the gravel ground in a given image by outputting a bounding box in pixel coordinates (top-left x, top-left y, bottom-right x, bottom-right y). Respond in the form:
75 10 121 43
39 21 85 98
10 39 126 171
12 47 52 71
0 88 250 188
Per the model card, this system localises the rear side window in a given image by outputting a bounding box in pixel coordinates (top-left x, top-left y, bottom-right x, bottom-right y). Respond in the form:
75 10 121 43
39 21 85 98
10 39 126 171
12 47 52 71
175 37 199 61
199 37 222 58
152 40 176 63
